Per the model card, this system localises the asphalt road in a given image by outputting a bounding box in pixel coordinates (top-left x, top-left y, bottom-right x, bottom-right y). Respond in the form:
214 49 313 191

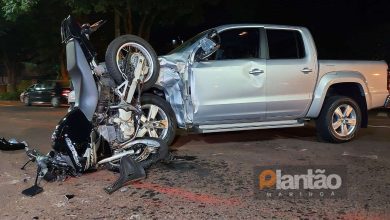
0 101 389 219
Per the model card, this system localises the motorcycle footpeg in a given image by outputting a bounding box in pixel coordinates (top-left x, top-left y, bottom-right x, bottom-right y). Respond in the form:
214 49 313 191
22 167 44 197
104 156 146 194
22 185 43 197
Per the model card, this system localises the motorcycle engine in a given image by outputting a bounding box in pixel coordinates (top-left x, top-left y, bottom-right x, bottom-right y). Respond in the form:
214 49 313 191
98 109 136 145
112 109 136 141
96 77 136 145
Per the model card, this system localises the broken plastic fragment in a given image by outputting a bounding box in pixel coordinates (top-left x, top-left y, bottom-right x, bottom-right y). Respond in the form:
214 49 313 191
104 156 145 194
22 185 43 197
65 194 75 200
0 137 27 151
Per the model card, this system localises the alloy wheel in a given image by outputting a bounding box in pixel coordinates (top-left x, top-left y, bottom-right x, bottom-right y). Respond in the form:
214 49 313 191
138 104 169 139
331 104 357 137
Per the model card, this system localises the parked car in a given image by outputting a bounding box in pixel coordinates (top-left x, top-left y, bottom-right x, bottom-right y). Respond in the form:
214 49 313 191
20 81 71 107
137 24 389 144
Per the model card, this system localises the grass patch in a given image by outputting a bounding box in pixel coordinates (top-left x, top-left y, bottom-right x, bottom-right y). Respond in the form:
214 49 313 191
0 92 20 100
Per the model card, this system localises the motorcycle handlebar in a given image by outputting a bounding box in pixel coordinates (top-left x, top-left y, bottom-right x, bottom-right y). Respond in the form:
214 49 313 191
90 20 106 32
81 20 106 36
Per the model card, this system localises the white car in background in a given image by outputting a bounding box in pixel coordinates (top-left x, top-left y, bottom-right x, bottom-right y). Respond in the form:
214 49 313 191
67 90 75 111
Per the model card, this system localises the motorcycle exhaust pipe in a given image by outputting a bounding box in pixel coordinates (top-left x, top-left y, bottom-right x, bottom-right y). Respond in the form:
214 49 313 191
118 138 161 150
97 149 135 165
97 139 161 165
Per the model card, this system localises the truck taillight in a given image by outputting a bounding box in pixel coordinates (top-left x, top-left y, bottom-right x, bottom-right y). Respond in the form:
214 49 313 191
62 89 70 97
388 68 390 91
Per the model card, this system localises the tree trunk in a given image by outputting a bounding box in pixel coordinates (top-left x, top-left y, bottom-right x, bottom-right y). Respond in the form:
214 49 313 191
59 48 68 81
142 14 157 41
6 71 16 93
114 9 121 37
138 14 148 37
125 2 133 34
2 51 16 93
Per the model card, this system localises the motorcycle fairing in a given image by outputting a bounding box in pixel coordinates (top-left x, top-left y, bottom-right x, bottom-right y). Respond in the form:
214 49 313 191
66 39 98 121
51 108 92 172
104 155 146 194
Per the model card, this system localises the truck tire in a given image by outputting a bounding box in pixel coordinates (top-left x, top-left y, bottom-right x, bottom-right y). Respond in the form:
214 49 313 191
105 35 159 91
316 96 361 143
139 94 177 146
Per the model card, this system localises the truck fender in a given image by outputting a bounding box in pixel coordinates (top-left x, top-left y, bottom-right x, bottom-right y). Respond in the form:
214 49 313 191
306 71 371 118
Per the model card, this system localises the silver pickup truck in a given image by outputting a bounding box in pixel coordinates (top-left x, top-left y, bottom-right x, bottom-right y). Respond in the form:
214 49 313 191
137 24 390 145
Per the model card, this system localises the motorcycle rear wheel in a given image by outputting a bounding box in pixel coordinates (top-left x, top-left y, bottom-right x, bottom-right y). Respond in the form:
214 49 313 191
105 35 159 91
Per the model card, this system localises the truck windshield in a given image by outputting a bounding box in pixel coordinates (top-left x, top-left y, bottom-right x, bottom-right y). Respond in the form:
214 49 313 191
168 30 209 55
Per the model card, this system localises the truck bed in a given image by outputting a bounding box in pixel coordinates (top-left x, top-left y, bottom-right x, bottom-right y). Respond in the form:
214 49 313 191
318 60 389 109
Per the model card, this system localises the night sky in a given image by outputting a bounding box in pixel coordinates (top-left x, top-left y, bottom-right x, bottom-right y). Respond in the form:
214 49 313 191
149 0 390 62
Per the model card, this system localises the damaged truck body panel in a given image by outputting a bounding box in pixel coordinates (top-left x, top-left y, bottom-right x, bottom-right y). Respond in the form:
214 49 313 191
156 24 390 142
157 57 190 127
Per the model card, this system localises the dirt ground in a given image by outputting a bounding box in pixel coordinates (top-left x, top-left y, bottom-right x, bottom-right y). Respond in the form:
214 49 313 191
0 102 389 219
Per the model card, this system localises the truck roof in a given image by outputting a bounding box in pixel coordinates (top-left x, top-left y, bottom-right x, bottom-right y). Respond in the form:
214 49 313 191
215 24 306 32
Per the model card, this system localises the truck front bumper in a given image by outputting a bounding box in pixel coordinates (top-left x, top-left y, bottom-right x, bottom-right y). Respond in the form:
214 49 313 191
385 95 390 108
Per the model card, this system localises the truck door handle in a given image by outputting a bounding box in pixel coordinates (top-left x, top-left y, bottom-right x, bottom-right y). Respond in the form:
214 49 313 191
301 68 313 74
249 68 264 75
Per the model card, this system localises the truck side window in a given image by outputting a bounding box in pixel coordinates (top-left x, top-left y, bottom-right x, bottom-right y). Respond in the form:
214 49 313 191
211 28 260 60
267 29 305 59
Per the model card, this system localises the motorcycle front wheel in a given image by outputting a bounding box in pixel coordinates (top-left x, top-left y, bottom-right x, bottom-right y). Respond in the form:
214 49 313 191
105 35 159 91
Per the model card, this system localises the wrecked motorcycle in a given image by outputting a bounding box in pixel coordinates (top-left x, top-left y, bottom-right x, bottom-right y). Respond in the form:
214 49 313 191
15 15 168 195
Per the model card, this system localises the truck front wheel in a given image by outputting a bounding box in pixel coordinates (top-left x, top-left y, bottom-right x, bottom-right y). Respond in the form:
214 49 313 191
316 96 361 143
138 94 177 146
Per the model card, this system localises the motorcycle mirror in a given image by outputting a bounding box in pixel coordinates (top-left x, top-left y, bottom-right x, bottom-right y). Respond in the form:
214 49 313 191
90 20 107 32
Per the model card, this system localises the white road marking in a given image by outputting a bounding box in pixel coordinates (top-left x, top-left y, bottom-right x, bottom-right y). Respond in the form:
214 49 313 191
342 151 378 160
212 153 224 156
377 112 388 117
0 180 20 185
368 125 390 129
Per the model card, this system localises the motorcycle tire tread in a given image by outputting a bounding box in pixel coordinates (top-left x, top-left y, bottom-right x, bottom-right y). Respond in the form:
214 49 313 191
105 34 159 91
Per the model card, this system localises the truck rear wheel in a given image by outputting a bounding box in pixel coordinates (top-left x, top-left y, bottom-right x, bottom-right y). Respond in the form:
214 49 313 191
316 96 361 143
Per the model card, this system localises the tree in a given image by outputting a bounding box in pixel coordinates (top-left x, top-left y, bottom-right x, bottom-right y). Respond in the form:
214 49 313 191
0 13 28 92
1 0 71 92
0 0 222 93
66 0 219 40
1 0 39 21
0 0 37 91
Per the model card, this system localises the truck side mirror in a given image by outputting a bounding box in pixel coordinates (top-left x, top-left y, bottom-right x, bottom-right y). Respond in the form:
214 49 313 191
195 30 221 61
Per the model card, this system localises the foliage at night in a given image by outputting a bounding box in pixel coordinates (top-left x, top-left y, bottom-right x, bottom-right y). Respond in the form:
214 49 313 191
0 0 388 93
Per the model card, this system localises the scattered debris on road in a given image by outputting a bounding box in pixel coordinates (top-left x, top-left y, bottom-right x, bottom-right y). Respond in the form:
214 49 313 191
0 138 27 151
